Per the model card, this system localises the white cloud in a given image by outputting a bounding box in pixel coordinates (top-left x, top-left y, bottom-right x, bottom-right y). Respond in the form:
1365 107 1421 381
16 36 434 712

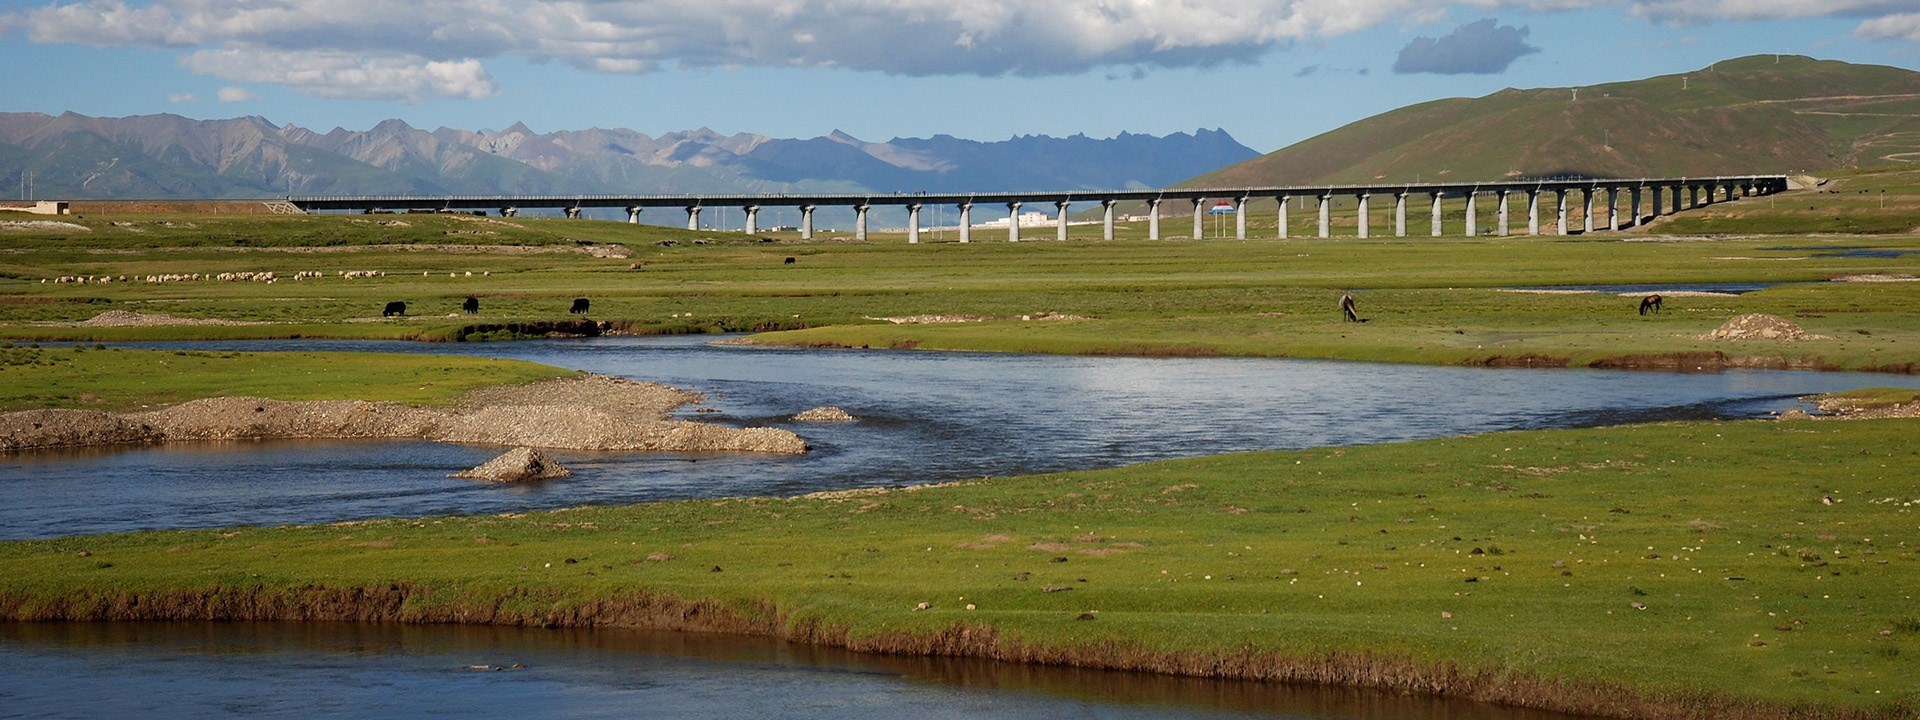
186 48 497 102
216 86 254 102
1858 12 1920 41
7 0 1919 100
167 93 196 103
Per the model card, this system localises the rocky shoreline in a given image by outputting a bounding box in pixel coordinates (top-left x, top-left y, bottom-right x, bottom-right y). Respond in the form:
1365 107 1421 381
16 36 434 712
0 374 807 455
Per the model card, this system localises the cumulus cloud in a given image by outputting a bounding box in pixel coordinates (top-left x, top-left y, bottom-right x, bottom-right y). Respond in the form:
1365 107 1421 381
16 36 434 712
186 48 497 102
6 0 1920 100
1857 12 1920 41
1393 19 1538 74
216 86 253 102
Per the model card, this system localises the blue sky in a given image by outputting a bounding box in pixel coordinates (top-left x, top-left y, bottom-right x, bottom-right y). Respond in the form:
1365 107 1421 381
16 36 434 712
3 1 1917 152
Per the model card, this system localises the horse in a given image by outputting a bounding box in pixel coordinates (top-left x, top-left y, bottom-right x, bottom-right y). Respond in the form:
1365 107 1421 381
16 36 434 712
1639 294 1663 315
1340 293 1367 323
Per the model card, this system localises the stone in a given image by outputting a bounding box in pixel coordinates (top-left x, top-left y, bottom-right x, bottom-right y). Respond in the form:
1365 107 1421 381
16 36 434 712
452 447 572 482
792 406 855 422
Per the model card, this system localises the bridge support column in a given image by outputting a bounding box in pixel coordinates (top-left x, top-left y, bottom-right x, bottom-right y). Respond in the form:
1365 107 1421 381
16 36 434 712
1669 184 1683 214
957 204 971 243
1726 183 1738 202
1356 193 1370 239
1317 194 1331 238
1741 183 1753 198
906 204 921 244
1102 200 1116 241
855 205 869 242
1650 187 1663 218
1008 202 1022 242
1525 189 1539 236
1192 198 1205 240
686 206 701 230
800 205 815 240
1580 189 1593 234
1148 199 1161 240
1690 185 1701 208
1555 190 1568 235
1394 192 1407 237
626 206 641 224
1497 190 1511 236
1235 196 1249 240
1276 195 1289 238
1429 192 1443 236
1606 188 1620 231
1464 191 1478 236
744 205 759 235
1057 201 1071 242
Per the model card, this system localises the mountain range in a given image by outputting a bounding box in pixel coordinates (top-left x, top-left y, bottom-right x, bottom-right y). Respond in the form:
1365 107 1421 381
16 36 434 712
0 113 1258 199
1192 55 1920 188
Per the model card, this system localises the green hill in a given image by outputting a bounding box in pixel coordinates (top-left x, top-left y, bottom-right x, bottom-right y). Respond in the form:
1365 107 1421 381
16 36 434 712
1193 55 1920 187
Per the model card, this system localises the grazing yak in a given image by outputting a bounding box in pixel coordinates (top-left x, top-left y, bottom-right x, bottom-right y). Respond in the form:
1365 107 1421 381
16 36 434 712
1639 294 1663 315
462 296 479 314
383 301 407 317
784 257 796 265
569 298 590 314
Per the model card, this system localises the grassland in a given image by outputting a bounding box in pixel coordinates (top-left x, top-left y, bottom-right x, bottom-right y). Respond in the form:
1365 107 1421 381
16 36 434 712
0 344 571 411
2 418 1914 718
1 169 1919 374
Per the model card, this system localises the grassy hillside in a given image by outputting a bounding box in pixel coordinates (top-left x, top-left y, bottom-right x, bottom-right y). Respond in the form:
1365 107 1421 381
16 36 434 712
1194 55 1920 188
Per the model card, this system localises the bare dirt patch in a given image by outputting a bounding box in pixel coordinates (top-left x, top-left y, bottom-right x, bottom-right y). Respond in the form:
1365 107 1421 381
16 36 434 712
1702 314 1823 341
0 374 807 454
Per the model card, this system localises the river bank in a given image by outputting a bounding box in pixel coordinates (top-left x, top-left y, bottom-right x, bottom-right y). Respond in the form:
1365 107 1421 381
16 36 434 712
4 417 1913 720
0 372 804 454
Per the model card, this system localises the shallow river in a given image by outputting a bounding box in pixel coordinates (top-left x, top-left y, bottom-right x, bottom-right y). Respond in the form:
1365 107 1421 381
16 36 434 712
6 337 1915 718
4 336 1916 540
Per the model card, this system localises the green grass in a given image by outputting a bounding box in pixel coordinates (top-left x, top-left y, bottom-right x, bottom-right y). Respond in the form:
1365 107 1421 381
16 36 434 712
3 418 1914 717
0 345 572 411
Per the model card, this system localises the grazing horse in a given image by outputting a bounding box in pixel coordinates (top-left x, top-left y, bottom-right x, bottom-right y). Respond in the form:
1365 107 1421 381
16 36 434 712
382 301 407 317
1639 294 1663 316
1340 293 1366 323
569 298 590 314
462 296 479 314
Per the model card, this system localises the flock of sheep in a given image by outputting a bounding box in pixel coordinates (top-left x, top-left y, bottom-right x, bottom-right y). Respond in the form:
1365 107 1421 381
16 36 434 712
45 270 396 284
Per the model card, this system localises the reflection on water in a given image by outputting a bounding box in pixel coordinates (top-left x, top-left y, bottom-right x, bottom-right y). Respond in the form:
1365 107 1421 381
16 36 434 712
5 336 1919 539
0 622 1598 720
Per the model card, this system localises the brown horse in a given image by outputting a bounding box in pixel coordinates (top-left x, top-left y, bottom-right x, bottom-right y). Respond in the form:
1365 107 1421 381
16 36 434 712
1638 294 1663 315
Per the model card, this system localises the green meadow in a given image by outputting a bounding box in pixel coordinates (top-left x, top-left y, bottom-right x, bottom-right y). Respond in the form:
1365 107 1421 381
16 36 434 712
1 419 1914 717
3 167 1920 718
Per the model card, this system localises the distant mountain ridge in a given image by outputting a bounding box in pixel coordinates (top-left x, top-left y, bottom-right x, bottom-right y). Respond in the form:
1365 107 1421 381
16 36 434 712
0 112 1257 199
1190 55 1920 188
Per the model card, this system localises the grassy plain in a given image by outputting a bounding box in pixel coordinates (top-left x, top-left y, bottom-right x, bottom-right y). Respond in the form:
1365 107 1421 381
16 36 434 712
0 344 569 411
1 169 1919 373
1 418 1914 718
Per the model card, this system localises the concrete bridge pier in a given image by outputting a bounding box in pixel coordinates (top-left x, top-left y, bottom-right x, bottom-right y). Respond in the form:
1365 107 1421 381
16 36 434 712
906 204 921 244
1429 192 1443 237
1148 199 1161 240
1724 183 1738 202
1741 183 1754 198
686 206 701 230
1580 189 1593 234
1101 200 1117 241
855 204 869 242
1525 189 1540 236
1356 193 1371 239
1605 188 1619 231
1008 202 1022 242
1555 190 1569 235
626 206 641 224
1464 191 1478 236
801 205 815 240
1317 193 1331 238
1669 184 1683 214
1650 187 1663 218
1057 201 1072 242
958 203 972 243
1276 195 1290 239
1393 192 1408 237
1235 196 1249 240
1192 198 1206 240
1497 190 1511 236
1689 185 1702 208
744 205 759 235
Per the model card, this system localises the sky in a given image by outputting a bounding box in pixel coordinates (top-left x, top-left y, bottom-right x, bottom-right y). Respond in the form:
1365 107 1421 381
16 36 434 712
2 1 1918 153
